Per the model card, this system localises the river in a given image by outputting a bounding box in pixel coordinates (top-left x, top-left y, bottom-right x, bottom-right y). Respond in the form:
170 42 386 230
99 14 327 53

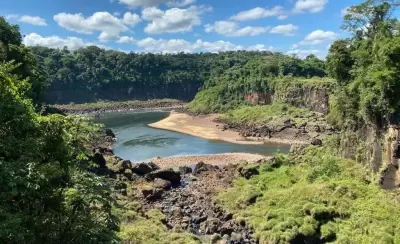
94 110 290 162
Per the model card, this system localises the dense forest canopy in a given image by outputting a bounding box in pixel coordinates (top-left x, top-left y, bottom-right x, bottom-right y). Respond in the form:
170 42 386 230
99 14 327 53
31 44 326 104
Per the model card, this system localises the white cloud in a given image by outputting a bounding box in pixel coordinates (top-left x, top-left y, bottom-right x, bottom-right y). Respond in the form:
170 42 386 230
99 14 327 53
23 33 108 50
297 30 338 46
5 14 47 26
123 12 141 26
117 36 137 44
143 6 210 34
287 48 321 58
141 7 164 20
136 37 269 53
230 6 287 21
118 0 171 8
293 0 328 13
205 21 269 37
54 12 139 42
270 24 298 36
167 0 196 7
246 44 274 51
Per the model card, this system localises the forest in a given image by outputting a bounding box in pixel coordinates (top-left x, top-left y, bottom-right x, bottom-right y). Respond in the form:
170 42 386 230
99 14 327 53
32 45 325 104
2 0 400 243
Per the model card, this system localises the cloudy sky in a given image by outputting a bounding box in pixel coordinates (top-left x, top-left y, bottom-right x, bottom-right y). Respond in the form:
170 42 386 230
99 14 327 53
2 0 366 58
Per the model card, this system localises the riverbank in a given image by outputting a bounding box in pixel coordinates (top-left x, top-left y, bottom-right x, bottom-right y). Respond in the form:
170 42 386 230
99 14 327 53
53 99 186 114
149 111 307 145
147 153 269 169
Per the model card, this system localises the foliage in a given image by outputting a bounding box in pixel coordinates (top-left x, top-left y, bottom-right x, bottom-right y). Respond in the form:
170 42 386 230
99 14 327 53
117 208 200 244
326 0 400 129
0 17 48 105
217 147 400 243
188 55 328 114
218 103 313 126
0 61 118 242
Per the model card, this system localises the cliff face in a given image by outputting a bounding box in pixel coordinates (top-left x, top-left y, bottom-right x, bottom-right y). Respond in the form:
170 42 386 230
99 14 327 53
244 86 330 114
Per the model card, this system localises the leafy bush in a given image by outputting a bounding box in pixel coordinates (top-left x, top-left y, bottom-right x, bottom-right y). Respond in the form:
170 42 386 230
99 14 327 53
217 147 400 243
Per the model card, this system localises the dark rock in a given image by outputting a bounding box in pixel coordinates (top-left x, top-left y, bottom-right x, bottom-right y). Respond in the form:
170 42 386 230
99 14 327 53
154 178 172 190
179 166 193 174
147 169 181 185
147 162 160 171
200 217 221 234
131 163 154 176
92 150 106 168
311 138 323 146
194 162 217 174
105 128 116 138
142 187 164 201
238 166 259 179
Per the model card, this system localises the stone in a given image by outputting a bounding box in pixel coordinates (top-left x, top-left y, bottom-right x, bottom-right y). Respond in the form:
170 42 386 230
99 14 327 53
147 162 160 171
131 163 154 176
238 166 259 179
179 166 193 174
105 128 116 138
194 162 217 174
92 150 106 168
142 187 163 201
230 232 242 242
147 169 181 185
153 178 172 190
200 218 221 234
311 138 323 146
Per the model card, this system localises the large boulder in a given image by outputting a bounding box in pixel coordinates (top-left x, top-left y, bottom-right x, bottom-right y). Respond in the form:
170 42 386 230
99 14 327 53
105 128 116 138
311 138 323 146
92 150 106 168
194 162 217 174
147 169 181 185
237 166 259 179
153 178 172 190
131 163 154 176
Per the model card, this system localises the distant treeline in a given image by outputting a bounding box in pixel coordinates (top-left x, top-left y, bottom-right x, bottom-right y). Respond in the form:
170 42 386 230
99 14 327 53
31 46 326 104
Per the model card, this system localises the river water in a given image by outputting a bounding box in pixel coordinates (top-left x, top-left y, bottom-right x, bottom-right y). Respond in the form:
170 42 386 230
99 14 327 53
94 110 290 162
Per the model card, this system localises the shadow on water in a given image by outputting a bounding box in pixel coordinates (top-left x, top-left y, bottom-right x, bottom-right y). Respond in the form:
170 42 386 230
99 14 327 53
122 134 179 148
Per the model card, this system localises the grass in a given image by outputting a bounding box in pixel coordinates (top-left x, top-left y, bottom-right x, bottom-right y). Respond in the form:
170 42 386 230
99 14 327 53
216 147 400 244
115 207 200 244
218 103 315 126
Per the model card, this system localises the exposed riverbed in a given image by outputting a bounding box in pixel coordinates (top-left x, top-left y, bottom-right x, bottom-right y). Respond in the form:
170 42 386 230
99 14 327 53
94 110 290 162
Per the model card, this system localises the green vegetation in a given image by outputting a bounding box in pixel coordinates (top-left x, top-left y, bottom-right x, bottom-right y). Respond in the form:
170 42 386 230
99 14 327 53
116 207 200 244
217 147 400 243
326 0 400 129
188 56 328 114
219 104 313 126
55 99 183 112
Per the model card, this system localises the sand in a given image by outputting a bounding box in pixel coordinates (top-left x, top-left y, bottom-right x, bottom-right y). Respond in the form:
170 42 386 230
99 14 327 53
150 153 271 169
148 111 306 145
148 111 264 145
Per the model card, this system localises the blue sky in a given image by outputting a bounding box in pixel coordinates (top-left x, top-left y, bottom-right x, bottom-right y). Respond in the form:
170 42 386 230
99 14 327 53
2 0 365 58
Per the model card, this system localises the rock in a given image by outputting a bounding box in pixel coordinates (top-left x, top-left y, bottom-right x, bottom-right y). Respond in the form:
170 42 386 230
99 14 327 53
200 218 221 234
147 169 181 185
153 178 172 190
131 163 154 176
179 166 193 174
311 138 323 146
194 162 217 174
230 232 242 242
105 128 116 138
147 162 160 171
210 233 222 243
142 187 163 201
238 166 259 179
92 150 106 168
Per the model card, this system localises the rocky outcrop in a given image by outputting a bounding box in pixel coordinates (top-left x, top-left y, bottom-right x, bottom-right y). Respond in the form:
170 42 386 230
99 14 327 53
244 85 331 114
